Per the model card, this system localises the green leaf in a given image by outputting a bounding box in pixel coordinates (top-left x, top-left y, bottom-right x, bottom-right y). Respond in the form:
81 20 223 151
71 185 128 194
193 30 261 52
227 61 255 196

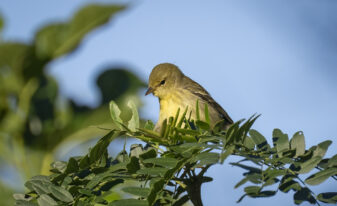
298 156 322 174
130 144 143 158
177 106 188 128
293 187 316 205
79 155 90 169
89 130 119 164
148 178 166 205
305 167 337 185
243 136 255 150
122 187 150 197
137 168 168 177
49 185 74 203
50 161 67 173
249 130 269 150
173 195 189 206
109 100 123 129
34 4 125 59
272 129 289 157
175 128 200 136
191 152 219 166
290 131 305 157
127 156 140 173
37 194 58 206
127 100 139 132
317 192 337 204
235 178 248 189
25 177 52 195
144 120 155 130
109 199 148 206
143 157 179 168
139 149 157 160
195 100 200 120
279 175 301 193
230 163 261 174
220 145 234 163
195 120 210 130
64 157 79 174
244 186 260 194
15 200 38 206
328 154 337 167
313 140 332 158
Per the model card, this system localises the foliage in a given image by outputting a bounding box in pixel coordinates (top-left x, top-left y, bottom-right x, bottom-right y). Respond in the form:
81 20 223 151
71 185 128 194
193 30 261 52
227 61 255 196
15 101 337 206
0 3 146 205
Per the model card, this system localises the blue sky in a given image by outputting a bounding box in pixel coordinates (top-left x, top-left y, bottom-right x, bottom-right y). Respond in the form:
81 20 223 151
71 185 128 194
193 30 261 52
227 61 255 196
1 0 336 205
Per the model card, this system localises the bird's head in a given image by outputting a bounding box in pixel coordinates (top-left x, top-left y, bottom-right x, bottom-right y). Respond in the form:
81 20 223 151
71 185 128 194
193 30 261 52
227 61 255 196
146 63 184 98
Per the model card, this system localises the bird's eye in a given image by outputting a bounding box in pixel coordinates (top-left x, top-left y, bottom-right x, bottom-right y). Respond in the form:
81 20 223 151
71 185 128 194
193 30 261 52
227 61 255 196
160 80 166 85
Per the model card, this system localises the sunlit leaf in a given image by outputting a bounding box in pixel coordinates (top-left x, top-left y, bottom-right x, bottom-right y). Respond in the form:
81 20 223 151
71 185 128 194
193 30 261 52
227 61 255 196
127 100 139 132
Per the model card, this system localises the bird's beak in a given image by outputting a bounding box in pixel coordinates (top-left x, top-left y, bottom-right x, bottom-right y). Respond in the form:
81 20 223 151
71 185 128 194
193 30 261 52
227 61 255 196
145 87 154 96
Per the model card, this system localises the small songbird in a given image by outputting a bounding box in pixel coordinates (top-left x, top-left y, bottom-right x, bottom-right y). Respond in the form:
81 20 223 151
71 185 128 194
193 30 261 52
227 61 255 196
145 63 233 132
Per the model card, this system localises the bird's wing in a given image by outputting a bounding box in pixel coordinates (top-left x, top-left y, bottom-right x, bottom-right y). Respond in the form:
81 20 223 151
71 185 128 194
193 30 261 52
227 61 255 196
183 76 233 124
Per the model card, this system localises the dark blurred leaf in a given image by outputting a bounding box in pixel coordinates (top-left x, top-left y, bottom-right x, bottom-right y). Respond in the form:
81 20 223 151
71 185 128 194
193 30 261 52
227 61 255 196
293 187 316 205
64 158 79 174
98 68 146 105
173 195 189 206
127 156 140 173
34 4 125 59
139 149 157 160
317 192 337 204
305 167 337 185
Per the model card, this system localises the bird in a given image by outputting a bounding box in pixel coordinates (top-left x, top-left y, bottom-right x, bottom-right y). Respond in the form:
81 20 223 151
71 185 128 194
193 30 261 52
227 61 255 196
145 63 233 132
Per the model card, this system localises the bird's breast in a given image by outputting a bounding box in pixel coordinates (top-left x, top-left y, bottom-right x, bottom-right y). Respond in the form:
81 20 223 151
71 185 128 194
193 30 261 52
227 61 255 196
159 95 184 121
